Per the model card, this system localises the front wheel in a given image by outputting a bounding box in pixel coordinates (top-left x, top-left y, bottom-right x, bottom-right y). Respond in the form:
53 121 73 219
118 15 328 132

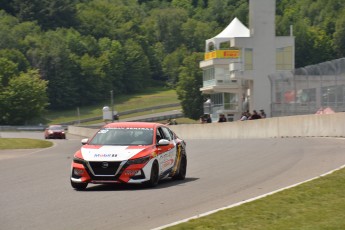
145 161 159 188
71 180 88 190
172 155 187 180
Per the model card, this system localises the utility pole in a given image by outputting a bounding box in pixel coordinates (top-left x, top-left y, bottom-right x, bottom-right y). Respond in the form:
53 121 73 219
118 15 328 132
77 107 80 124
110 90 114 122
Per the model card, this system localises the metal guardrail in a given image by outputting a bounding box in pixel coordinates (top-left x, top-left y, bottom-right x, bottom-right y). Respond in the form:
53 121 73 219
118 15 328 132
128 113 184 122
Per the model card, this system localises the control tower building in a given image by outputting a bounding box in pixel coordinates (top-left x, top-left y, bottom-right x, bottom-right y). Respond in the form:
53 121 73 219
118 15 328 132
200 0 295 121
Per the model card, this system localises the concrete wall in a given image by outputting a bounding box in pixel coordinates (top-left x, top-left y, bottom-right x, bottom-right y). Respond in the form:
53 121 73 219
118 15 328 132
68 113 345 140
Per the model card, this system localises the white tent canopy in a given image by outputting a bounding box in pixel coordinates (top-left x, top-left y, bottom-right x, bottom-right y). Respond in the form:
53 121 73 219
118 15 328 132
206 17 250 52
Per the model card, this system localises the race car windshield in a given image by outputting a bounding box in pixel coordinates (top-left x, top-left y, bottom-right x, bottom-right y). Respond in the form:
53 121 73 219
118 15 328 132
89 128 154 146
49 126 63 130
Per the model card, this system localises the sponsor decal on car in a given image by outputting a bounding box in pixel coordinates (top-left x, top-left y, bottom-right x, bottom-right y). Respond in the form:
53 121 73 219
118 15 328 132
94 153 117 158
81 146 145 161
162 159 174 168
124 170 140 176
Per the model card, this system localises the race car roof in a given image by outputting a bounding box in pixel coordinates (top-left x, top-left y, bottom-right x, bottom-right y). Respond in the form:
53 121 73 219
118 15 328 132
103 122 163 129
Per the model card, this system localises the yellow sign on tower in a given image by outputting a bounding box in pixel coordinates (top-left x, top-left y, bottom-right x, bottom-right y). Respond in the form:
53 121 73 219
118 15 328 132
204 50 240 60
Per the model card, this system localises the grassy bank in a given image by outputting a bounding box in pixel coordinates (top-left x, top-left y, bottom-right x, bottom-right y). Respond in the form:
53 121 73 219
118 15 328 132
0 138 53 149
165 167 345 230
44 87 180 125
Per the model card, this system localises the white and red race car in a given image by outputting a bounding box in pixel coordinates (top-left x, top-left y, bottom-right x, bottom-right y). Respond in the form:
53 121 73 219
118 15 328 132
70 122 187 190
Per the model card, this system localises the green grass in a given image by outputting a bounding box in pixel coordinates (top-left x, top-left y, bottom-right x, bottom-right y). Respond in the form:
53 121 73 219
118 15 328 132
0 138 53 149
165 167 345 230
80 106 199 125
44 87 179 125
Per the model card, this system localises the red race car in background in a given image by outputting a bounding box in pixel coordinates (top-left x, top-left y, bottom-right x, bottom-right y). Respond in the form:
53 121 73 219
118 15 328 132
44 125 66 139
70 122 187 190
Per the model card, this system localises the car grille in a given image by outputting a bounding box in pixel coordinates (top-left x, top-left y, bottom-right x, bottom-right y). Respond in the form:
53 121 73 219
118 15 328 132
88 161 122 176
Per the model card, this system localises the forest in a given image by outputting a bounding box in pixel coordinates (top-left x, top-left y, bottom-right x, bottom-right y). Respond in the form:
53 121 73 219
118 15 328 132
0 0 345 124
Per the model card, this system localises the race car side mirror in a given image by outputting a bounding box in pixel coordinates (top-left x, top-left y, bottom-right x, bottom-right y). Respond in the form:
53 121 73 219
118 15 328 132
157 139 169 146
81 138 89 145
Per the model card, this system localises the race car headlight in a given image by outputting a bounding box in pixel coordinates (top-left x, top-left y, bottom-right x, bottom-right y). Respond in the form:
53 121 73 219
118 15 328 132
73 168 84 176
127 156 150 165
73 156 85 164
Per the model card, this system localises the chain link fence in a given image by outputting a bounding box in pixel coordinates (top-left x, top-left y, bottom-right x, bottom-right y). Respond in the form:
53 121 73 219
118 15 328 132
269 58 345 117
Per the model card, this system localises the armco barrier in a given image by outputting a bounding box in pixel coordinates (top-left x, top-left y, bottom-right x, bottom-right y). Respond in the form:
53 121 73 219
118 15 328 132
68 113 345 139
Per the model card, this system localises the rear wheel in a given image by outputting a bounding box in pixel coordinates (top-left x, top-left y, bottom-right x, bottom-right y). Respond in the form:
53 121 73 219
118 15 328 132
145 161 159 187
172 155 187 180
71 180 88 190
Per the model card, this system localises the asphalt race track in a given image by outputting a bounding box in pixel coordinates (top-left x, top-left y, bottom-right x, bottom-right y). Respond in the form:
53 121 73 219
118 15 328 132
1 131 345 230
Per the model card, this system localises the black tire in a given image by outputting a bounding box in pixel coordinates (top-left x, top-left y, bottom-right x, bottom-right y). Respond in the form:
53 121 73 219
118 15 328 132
71 180 88 190
145 161 159 187
172 155 187 180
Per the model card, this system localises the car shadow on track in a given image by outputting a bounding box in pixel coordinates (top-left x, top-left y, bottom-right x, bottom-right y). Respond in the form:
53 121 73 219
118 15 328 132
79 177 199 192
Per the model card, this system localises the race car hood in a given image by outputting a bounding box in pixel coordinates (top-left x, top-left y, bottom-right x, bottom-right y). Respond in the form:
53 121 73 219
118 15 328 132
80 145 146 161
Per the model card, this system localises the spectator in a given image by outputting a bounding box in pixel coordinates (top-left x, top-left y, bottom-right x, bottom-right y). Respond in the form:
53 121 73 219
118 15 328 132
199 115 206 124
206 114 212 123
200 114 212 123
218 114 227 122
250 110 261 120
259 109 266 118
246 110 251 119
240 112 248 121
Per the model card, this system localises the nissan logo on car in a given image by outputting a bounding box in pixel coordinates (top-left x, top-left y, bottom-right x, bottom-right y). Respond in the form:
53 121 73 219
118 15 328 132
101 162 109 168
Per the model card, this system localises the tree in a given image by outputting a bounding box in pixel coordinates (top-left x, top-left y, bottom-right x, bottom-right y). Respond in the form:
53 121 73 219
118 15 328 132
199 0 248 26
0 11 21 50
162 45 188 87
176 52 204 120
6 0 78 30
149 8 188 53
0 0 14 15
136 36 164 82
98 38 126 94
334 10 345 57
181 18 217 52
0 69 48 125
0 49 30 73
0 57 18 87
0 12 41 52
25 29 81 109
294 19 335 67
77 54 106 105
123 39 151 93
76 0 143 40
